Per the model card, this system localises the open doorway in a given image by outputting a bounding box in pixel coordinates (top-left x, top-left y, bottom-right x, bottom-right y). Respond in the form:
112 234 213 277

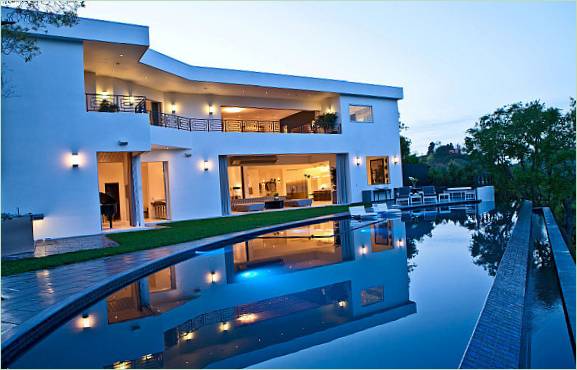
226 154 337 213
142 161 170 222
97 152 133 230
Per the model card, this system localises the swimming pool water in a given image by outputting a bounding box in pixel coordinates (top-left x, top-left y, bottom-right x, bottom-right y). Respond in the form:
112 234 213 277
12 203 516 368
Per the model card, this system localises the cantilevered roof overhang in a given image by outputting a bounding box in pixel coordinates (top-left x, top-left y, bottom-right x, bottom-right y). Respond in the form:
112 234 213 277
6 8 403 100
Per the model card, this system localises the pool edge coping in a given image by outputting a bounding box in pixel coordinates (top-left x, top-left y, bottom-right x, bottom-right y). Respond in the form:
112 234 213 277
541 207 576 352
1 211 349 367
459 200 533 369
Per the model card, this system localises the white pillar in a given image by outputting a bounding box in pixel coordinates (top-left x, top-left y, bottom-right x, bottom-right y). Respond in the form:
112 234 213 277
131 153 145 227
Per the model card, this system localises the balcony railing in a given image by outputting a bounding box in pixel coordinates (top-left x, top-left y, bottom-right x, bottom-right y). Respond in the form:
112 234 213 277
86 94 147 113
85 94 341 134
152 113 341 134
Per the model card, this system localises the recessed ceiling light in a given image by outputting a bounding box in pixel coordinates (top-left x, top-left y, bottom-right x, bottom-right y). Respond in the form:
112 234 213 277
222 107 245 113
119 54 124 57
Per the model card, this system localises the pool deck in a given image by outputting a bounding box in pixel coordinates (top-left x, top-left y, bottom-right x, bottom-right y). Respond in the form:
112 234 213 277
542 207 576 350
460 200 533 369
1 212 348 366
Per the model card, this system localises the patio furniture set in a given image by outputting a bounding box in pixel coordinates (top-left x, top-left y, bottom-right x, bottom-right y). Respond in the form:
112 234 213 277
231 196 313 212
395 186 476 206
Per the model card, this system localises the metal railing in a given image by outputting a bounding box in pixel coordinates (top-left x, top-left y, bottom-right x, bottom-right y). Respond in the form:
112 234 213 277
86 94 147 113
153 113 341 134
86 93 341 134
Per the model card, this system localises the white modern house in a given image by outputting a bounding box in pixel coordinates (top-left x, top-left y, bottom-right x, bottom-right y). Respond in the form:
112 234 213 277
1 13 404 241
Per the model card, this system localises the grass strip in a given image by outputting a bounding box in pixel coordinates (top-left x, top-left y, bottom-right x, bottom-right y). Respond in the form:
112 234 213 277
2 205 348 276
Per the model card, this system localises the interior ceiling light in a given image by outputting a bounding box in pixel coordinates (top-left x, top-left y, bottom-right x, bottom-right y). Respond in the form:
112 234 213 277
222 107 245 113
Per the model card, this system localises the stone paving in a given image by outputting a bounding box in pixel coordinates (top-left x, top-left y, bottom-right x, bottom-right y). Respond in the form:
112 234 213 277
460 201 532 369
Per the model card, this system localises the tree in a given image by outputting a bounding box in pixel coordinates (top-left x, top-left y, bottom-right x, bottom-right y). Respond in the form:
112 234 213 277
399 121 418 164
426 142 436 156
465 99 576 246
2 1 84 62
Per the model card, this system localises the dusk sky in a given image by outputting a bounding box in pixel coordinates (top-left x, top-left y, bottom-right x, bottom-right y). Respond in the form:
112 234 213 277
80 1 576 154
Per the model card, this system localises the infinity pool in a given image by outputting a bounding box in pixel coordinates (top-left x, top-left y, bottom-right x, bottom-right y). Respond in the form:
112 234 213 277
12 202 514 368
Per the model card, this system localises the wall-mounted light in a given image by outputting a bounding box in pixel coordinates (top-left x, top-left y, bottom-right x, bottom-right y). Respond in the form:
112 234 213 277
360 245 368 255
354 156 362 166
337 300 347 308
184 152 192 158
209 270 217 283
81 313 92 329
326 105 334 113
171 103 176 114
118 140 128 146
208 104 215 116
397 238 405 247
203 160 210 172
71 152 80 168
392 155 401 165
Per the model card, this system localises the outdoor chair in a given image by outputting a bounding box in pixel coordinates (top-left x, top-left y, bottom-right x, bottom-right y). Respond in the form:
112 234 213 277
349 206 378 219
409 191 423 205
422 186 438 204
373 202 402 215
395 187 412 206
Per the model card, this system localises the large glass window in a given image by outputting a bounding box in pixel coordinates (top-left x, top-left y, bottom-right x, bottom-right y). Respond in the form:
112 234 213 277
349 105 373 123
367 156 390 185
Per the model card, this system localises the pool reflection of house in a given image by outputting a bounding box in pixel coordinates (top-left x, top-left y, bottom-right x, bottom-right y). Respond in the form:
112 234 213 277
12 219 412 369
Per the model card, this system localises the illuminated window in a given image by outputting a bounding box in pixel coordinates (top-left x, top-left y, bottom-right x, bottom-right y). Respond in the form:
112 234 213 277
148 266 176 293
349 105 373 123
367 156 390 185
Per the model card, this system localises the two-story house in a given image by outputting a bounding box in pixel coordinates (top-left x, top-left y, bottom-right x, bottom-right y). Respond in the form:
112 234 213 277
1 14 404 240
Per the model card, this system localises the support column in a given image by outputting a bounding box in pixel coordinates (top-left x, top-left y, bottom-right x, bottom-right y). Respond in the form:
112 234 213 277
131 153 145 227
336 153 351 204
219 155 231 215
138 278 151 309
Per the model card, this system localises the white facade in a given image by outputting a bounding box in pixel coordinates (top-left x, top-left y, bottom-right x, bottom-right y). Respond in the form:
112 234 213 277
1 14 404 240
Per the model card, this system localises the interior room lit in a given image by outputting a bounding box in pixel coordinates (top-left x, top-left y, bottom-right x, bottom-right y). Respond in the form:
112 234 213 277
142 161 170 222
97 152 133 230
221 106 317 133
227 154 336 212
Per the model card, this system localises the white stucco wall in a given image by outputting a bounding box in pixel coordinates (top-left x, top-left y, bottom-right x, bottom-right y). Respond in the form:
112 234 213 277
2 35 403 240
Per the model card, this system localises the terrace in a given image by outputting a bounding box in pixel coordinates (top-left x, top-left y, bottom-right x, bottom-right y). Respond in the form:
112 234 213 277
85 93 341 134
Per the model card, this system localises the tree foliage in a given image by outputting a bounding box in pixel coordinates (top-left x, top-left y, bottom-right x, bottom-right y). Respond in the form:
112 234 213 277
465 99 576 245
1 1 84 62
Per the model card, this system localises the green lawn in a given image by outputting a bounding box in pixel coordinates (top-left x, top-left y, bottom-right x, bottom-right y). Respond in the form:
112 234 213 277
1 205 348 277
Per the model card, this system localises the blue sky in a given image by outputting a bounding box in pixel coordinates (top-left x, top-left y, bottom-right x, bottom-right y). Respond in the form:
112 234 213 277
80 1 576 154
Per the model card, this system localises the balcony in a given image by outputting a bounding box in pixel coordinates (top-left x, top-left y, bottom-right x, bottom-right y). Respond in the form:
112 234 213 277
85 94 341 134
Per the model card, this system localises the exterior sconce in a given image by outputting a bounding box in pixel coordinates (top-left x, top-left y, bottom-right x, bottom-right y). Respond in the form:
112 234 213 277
184 152 192 158
208 104 215 116
203 160 209 172
397 238 405 247
354 156 362 166
360 245 368 255
171 103 176 114
210 270 217 283
337 300 347 308
81 313 91 329
118 140 128 146
392 155 401 165
71 152 80 168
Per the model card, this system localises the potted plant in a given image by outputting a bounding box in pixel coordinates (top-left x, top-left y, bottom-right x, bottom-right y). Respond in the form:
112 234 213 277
99 99 119 112
408 176 418 187
313 112 338 133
